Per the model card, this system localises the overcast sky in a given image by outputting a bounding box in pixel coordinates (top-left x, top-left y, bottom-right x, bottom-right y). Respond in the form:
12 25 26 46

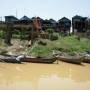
0 0 90 20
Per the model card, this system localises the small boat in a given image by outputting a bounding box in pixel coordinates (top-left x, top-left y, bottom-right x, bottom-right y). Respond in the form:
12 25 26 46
83 54 90 63
0 55 22 63
57 55 84 64
22 56 56 64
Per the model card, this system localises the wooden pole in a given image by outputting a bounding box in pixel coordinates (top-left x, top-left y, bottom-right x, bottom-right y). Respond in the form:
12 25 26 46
4 22 13 45
31 27 33 45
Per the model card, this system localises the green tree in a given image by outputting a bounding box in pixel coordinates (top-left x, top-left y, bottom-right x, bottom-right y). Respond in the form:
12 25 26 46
47 28 54 39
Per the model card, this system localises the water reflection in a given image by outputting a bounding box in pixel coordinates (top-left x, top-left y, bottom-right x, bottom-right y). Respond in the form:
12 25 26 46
0 62 90 90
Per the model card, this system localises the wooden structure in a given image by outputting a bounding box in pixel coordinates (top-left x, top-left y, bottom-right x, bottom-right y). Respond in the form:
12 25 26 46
0 15 45 45
83 53 90 63
22 56 56 64
85 18 90 30
0 15 89 42
5 16 18 22
72 15 87 34
57 17 71 35
85 18 90 38
0 55 22 63
49 19 57 31
57 55 83 64
41 19 53 31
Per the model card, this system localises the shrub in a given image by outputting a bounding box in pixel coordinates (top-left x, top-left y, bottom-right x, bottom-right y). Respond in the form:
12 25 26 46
47 28 54 34
38 40 47 46
0 31 5 38
68 52 76 56
0 49 8 55
53 47 64 51
50 34 58 41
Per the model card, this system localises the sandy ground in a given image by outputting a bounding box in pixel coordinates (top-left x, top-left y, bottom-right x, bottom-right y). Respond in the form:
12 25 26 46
0 39 30 55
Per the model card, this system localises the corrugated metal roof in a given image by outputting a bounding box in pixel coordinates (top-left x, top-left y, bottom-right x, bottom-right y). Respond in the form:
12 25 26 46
72 15 87 22
20 16 30 21
49 19 57 23
5 15 18 22
86 18 90 22
59 17 71 22
72 15 83 19
5 15 18 19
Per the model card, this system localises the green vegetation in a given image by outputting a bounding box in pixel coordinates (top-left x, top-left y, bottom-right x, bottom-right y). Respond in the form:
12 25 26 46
0 30 5 38
50 33 58 41
47 28 54 40
47 28 58 41
0 29 90 57
12 29 28 40
38 40 47 46
30 35 90 56
0 49 8 55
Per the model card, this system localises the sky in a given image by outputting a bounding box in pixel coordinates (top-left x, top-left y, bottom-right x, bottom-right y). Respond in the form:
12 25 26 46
0 0 90 21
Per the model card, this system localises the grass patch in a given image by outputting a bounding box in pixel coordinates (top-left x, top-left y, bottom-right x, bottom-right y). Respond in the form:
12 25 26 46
30 35 90 56
0 34 90 57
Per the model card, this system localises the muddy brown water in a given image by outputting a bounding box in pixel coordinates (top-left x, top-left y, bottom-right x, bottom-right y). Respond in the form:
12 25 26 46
0 61 90 90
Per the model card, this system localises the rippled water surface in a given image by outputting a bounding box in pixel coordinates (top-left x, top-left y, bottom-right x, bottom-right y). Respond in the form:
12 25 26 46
0 61 90 90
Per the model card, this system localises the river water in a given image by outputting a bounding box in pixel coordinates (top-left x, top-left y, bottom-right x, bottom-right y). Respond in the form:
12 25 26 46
0 61 90 90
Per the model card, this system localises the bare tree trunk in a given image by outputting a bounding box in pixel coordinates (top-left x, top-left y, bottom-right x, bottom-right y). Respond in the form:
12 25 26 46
4 23 13 45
